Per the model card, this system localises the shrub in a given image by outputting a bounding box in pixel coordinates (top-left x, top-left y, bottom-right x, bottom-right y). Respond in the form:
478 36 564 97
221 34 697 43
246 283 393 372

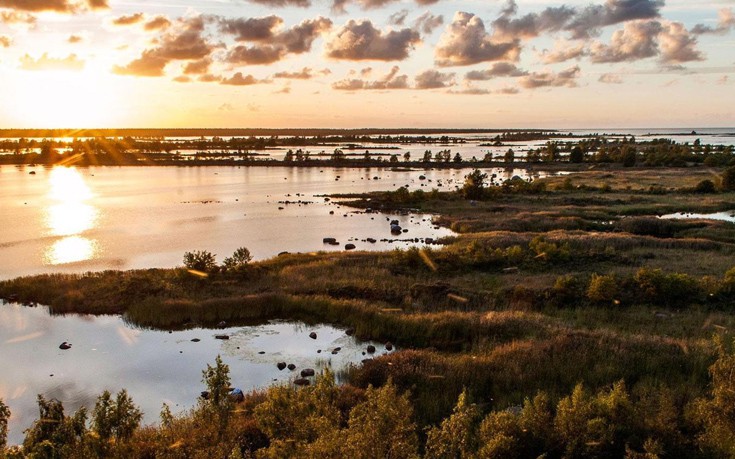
222 247 252 271
461 169 488 200
721 166 735 191
0 398 9 451
694 179 717 193
183 250 217 272
587 274 619 304
633 267 701 306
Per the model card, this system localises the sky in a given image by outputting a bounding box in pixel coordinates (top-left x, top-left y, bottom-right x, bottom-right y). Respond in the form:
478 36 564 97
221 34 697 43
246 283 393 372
0 0 733 129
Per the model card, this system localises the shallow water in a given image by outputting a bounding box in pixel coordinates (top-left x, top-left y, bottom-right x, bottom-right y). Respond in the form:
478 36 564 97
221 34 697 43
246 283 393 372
0 165 554 280
659 211 735 223
0 301 386 445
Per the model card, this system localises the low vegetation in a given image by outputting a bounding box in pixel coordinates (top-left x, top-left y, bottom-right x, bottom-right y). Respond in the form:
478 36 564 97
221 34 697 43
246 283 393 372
1 166 735 457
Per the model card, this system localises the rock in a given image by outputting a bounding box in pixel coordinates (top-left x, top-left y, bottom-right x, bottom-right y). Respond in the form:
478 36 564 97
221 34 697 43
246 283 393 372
323 237 337 244
287 363 296 371
345 328 355 336
258 351 266 354
366 238 376 243
215 334 229 340
329 211 335 215
328 241 339 246
309 332 317 339
191 338 200 342
385 342 393 351
59 342 72 350
300 368 315 377
390 219 399 225
391 225 402 235
294 378 310 386
277 362 287 370
366 345 376 354
419 175 426 180
29 171 36 175
331 350 339 354
425 238 434 244
334 347 341 351
345 243 356 250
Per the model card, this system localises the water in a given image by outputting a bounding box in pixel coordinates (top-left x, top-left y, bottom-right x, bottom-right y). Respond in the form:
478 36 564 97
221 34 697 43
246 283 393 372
0 165 558 280
660 211 735 223
0 301 386 445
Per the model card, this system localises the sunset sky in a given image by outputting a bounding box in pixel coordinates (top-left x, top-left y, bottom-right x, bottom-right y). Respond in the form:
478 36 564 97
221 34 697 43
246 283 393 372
0 0 733 129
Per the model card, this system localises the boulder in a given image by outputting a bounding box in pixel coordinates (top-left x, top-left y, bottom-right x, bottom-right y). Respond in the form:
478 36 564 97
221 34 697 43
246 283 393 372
323 237 337 244
385 342 393 351
309 332 317 339
294 378 310 386
366 345 376 354
277 362 287 370
191 338 200 342
59 342 72 350
391 225 402 235
300 368 315 377
287 363 296 371
215 334 229 340
345 243 356 250
345 328 355 336
366 238 376 243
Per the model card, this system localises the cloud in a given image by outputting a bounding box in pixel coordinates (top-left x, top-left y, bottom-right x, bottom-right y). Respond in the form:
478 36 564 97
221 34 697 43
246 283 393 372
0 35 10 47
325 19 420 61
112 13 144 26
658 22 704 64
19 52 85 71
414 12 443 35
492 0 575 41
589 20 703 64
173 75 190 83
198 73 221 82
274 86 291 93
518 65 580 89
599 73 623 83
692 8 735 35
225 17 331 65
497 86 520 94
447 87 491 95
221 72 263 86
67 33 82 43
538 40 586 64
273 67 313 79
183 57 211 74
388 10 408 26
144 16 171 32
565 0 664 39
219 103 234 111
0 10 36 25
247 0 310 7
414 69 455 89
435 12 520 67
589 20 661 63
465 62 526 80
0 0 106 13
114 16 216 77
332 65 409 89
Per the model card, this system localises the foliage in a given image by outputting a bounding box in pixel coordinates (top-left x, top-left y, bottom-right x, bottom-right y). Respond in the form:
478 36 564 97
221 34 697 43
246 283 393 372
222 247 253 271
183 250 217 272
461 169 488 200
694 336 735 457
722 166 735 191
91 389 142 442
0 398 9 451
22 395 87 458
425 389 480 459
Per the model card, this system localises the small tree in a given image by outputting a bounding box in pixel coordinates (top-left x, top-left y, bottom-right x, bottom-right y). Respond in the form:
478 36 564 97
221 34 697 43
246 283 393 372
569 145 584 163
183 250 217 272
222 247 252 271
461 169 488 200
201 355 233 438
425 389 480 459
91 389 143 442
504 148 515 163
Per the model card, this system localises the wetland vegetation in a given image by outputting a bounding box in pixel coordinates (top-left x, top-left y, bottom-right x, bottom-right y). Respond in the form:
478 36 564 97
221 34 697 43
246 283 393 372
2 163 735 457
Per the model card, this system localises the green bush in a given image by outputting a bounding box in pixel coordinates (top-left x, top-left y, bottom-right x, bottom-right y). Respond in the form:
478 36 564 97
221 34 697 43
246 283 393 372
721 166 735 191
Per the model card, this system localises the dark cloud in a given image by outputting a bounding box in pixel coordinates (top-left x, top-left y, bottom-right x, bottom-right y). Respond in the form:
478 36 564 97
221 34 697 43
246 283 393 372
539 41 586 64
518 65 580 89
273 67 313 79
0 35 10 47
448 88 491 95
67 33 82 43
589 20 661 63
692 8 735 35
565 0 664 39
198 73 222 82
224 17 331 65
326 19 420 61
87 0 106 9
465 62 526 80
332 65 409 89
221 72 263 86
173 75 191 83
435 12 520 67
0 0 73 12
114 16 217 77
218 16 283 42
19 52 84 71
388 10 408 26
144 16 171 32
414 69 455 89
183 57 211 74
497 86 520 94
414 12 443 34
112 13 144 26
331 0 348 15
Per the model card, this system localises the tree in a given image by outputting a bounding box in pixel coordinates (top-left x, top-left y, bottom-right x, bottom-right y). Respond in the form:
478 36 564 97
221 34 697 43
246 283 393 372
222 247 252 271
403 152 411 162
91 389 143 442
422 150 432 162
569 145 584 163
504 148 515 163
331 148 345 162
425 389 480 459
722 166 735 191
390 155 399 163
183 250 217 272
461 169 488 200
23 396 87 457
695 336 735 456
0 398 9 451
284 149 294 162
453 153 463 163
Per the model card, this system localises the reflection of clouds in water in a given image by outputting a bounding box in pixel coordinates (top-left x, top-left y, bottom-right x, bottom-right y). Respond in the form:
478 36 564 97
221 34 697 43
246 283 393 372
4 331 45 344
116 326 142 346
0 383 28 401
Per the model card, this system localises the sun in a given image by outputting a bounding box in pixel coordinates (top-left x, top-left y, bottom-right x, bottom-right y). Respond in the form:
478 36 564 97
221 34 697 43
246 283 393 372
9 68 124 128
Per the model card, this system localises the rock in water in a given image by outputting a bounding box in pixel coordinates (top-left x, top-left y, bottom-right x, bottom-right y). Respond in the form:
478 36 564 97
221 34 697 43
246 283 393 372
309 332 317 339
300 368 315 377
277 362 287 370
366 345 376 354
59 342 71 350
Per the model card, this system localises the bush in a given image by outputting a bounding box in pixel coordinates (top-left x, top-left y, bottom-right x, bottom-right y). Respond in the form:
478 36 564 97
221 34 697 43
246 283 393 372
587 274 619 304
183 250 217 272
694 179 717 193
722 166 735 191
222 247 252 271
461 169 488 200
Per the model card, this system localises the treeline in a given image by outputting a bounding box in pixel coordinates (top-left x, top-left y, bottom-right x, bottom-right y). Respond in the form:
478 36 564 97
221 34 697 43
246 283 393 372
2 340 735 458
